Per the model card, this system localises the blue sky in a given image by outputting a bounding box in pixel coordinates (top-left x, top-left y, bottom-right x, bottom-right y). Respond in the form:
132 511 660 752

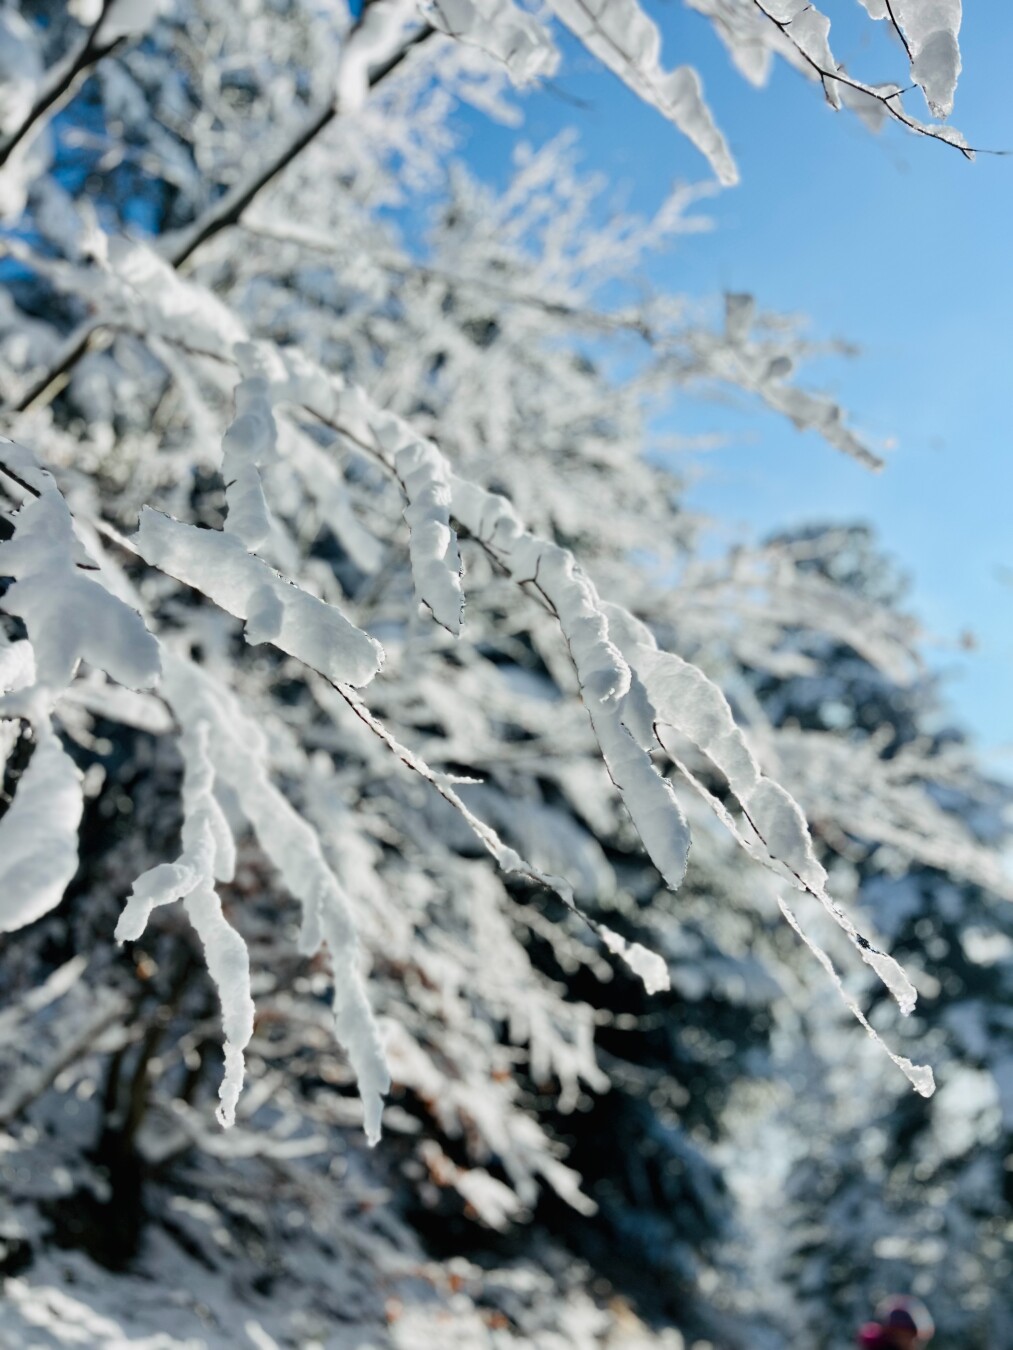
449 3 1013 770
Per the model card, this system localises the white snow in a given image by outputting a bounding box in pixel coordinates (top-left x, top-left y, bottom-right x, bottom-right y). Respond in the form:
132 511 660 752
0 723 83 933
134 508 383 687
601 926 671 994
426 0 560 83
545 0 739 185
0 447 160 699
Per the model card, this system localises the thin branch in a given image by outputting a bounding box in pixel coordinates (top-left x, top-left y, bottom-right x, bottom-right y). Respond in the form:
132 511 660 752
0 2 124 170
882 0 913 63
166 26 434 269
750 0 1003 159
3 26 435 415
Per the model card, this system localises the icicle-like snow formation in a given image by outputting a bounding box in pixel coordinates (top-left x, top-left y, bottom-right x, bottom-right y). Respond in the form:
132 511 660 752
426 0 560 82
861 0 962 117
160 655 390 1143
133 508 383 686
116 722 253 1127
545 0 738 185
374 416 464 634
0 723 83 933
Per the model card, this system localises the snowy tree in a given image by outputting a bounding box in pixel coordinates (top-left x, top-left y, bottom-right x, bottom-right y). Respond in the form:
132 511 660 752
0 1 1006 1346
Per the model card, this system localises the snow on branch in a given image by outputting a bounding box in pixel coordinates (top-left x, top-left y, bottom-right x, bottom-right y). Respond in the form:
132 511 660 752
0 437 160 705
605 605 924 1021
862 0 962 118
220 349 279 552
323 677 671 996
336 0 426 112
133 508 383 687
373 414 464 634
751 0 973 156
159 654 391 1143
425 0 560 83
778 898 934 1097
240 347 690 913
0 437 160 932
713 293 884 470
546 0 739 184
0 721 83 933
115 721 254 1128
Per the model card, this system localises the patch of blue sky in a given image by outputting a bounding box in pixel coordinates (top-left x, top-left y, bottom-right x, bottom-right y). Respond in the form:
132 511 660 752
442 3 1013 769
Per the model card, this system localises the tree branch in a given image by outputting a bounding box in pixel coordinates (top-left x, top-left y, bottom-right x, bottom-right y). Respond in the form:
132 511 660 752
750 0 1000 159
0 2 124 171
166 25 434 269
4 25 435 414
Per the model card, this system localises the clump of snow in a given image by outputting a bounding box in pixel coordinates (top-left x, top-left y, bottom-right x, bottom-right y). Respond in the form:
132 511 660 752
601 926 670 994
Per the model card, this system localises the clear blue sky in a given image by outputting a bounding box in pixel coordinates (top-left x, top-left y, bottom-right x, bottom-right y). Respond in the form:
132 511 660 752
447 3 1013 770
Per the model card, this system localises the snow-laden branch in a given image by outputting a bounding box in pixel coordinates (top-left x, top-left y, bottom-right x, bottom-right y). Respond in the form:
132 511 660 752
860 0 962 118
0 437 160 933
244 348 932 1089
0 438 161 706
546 0 738 184
116 720 254 1127
0 721 82 934
157 653 391 1142
133 509 384 686
245 345 693 900
372 415 464 635
425 0 559 82
0 2 122 173
750 0 975 157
